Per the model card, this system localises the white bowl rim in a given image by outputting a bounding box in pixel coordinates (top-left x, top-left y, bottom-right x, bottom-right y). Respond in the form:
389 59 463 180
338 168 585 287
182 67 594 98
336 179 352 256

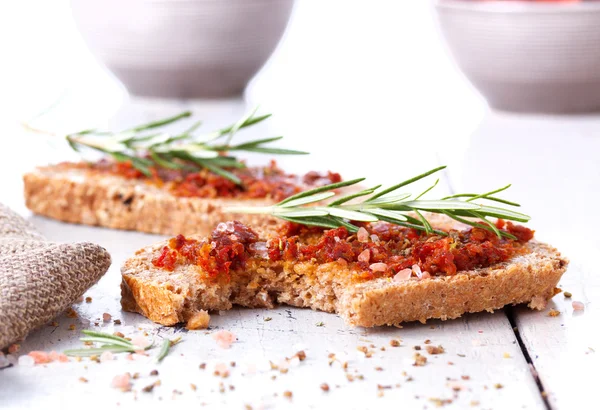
434 0 600 14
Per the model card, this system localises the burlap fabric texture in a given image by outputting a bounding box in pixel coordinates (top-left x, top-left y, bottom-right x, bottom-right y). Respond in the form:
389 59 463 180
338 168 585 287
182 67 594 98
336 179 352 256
0 203 111 348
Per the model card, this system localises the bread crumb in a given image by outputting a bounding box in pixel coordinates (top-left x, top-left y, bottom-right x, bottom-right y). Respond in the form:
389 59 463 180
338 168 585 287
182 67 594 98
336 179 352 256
190 383 197 391
316 322 324 327
503 352 511 359
264 317 272 322
186 310 210 330
548 309 560 317
79 377 88 383
85 296 92 303
564 291 572 298
68 324 76 331
283 391 293 400
320 383 330 392
494 383 504 389
390 339 401 347
150 370 159 376
425 345 445 355
102 313 112 322
413 353 427 366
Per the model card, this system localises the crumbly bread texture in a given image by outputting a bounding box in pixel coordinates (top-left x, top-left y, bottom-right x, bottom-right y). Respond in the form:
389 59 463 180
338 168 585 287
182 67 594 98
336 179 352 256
23 164 281 236
121 221 569 328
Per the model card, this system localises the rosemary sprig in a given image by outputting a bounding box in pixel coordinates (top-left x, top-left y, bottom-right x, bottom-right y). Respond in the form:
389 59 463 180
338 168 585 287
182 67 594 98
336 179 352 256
225 166 530 239
65 109 308 184
64 330 157 358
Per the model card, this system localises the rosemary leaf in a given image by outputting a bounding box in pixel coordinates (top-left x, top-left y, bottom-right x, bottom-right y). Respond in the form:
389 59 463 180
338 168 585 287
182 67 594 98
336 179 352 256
441 193 520 207
367 165 446 201
328 185 381 206
81 330 133 345
277 178 365 206
466 184 512 203
279 192 336 208
125 111 192 133
64 345 134 357
79 337 134 349
156 339 172 363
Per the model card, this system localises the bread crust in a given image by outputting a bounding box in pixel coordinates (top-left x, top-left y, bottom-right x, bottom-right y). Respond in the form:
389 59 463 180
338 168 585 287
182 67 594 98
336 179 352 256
23 165 281 236
120 234 568 328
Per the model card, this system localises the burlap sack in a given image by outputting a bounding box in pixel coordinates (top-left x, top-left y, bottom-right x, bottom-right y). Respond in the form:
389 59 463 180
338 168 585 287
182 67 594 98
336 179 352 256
0 203 111 348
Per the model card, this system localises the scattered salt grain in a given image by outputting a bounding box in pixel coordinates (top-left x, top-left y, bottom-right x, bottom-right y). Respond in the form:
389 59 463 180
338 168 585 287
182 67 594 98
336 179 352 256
111 373 132 391
100 351 114 362
357 227 369 243
49 351 69 363
412 264 423 279
18 355 35 367
369 263 388 272
131 334 151 350
370 234 379 243
572 301 585 311
393 268 412 282
28 351 51 364
213 330 236 349
357 249 370 263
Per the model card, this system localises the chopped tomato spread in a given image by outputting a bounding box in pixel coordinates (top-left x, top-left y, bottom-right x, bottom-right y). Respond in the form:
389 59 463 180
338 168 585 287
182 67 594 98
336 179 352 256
152 219 534 282
91 160 341 202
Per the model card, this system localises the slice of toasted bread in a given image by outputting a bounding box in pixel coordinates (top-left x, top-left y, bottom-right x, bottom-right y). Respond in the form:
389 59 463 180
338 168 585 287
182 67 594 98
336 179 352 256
120 220 568 327
23 164 289 236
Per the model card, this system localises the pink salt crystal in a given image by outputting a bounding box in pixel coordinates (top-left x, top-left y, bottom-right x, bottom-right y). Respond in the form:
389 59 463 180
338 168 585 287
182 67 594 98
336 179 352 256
18 355 35 367
369 263 388 272
111 373 132 390
125 354 135 361
102 313 112 322
357 249 370 263
393 268 412 282
420 271 432 280
57 353 69 363
213 330 236 349
357 227 369 243
100 351 114 362
214 362 228 374
131 334 150 350
370 234 380 243
28 351 51 364
412 264 423 278
572 301 585 311
48 351 61 362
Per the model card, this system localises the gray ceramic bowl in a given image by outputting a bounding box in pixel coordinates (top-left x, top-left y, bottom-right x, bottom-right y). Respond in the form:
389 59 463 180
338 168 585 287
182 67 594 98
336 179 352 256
434 0 600 114
71 0 294 98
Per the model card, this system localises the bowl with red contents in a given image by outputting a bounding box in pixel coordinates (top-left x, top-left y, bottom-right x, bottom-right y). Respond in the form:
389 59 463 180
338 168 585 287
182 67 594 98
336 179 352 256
434 0 600 113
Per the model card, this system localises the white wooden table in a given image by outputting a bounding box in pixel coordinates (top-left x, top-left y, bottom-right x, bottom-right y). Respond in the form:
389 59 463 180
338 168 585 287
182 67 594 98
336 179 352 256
1 2 599 409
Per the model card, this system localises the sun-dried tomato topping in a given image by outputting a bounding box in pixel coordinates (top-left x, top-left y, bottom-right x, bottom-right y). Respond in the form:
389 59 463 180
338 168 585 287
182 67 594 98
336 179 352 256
152 220 534 282
152 222 259 280
91 159 341 202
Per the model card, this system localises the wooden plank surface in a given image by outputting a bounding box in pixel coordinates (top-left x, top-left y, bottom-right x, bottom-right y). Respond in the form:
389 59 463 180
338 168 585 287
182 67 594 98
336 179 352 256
442 112 600 410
